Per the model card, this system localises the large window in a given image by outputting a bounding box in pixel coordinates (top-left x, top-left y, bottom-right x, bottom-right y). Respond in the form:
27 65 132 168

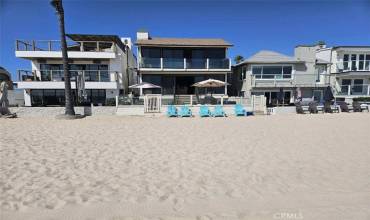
40 64 109 82
30 89 106 106
342 54 370 71
252 65 293 79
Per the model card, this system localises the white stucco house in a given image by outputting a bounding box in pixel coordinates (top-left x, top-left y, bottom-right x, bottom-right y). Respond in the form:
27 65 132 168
15 34 137 106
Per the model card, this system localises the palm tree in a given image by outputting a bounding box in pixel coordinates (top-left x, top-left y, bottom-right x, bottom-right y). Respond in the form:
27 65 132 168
234 55 244 64
50 0 75 115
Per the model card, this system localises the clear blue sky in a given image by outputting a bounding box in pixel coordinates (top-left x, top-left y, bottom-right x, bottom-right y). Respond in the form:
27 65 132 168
1 0 370 80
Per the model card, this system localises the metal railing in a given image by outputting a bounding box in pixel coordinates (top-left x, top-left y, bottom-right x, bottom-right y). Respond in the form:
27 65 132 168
139 57 230 70
250 73 331 87
18 69 118 82
15 40 116 52
337 84 370 96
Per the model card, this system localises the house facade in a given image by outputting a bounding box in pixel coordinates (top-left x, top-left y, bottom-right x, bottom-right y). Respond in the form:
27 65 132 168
15 34 137 106
136 31 232 98
316 46 370 101
231 45 330 107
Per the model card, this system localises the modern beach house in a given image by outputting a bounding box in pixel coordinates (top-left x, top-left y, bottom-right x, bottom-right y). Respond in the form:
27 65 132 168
15 34 137 106
135 31 232 103
231 44 331 106
316 46 370 101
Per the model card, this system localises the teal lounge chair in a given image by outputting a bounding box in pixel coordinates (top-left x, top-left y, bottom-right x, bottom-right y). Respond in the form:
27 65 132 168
167 105 178 117
213 105 226 117
179 105 192 117
199 105 212 117
234 104 246 116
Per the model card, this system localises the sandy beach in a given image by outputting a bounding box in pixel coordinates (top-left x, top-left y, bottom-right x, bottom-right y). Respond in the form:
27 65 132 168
1 113 370 220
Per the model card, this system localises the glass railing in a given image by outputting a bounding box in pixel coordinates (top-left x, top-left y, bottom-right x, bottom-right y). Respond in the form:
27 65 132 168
140 57 161 68
18 70 115 82
209 58 230 69
186 59 207 69
336 61 370 72
338 85 370 96
253 74 292 79
163 58 184 69
15 40 115 52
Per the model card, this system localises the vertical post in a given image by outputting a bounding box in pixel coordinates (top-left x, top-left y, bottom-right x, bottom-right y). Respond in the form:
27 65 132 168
32 40 36 51
184 58 186 70
16 40 19 51
348 85 351 96
98 70 101 82
206 58 209 70
221 96 224 106
115 95 118 108
80 42 84 52
224 73 228 95
367 85 370 96
48 41 52 51
160 58 163 70
97 41 100 51
190 95 193 106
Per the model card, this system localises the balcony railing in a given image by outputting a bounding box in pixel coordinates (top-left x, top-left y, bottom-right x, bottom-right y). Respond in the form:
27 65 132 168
139 57 230 70
18 69 118 82
15 40 116 52
250 74 331 87
337 84 370 96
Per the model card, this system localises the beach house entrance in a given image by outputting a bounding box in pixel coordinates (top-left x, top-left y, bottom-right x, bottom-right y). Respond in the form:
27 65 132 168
144 94 161 113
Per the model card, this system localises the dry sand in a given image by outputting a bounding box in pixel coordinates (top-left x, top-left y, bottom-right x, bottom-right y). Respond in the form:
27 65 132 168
1 113 370 220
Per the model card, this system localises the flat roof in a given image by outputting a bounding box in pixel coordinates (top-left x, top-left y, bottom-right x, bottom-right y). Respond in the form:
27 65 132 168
136 37 233 47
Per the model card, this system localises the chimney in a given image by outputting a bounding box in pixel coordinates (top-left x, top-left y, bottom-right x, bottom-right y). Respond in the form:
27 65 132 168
137 29 149 40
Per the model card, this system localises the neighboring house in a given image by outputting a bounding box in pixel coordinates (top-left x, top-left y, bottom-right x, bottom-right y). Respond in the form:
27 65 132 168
316 46 370 101
0 66 13 89
231 45 330 107
15 34 137 107
135 31 232 98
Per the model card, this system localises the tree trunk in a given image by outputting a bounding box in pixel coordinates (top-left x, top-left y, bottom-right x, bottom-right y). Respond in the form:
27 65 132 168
56 0 75 115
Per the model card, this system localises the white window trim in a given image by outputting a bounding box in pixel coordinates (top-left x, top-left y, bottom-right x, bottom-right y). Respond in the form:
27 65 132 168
251 64 294 80
341 53 370 72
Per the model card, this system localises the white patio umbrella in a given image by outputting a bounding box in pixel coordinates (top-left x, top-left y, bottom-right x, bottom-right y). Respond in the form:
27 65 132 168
129 82 161 89
192 78 229 88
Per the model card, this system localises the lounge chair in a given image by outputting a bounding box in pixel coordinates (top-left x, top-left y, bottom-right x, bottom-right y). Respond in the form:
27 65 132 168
353 101 362 112
308 102 318 114
166 105 178 117
199 105 212 117
234 104 246 116
213 105 226 117
179 105 192 117
295 102 305 114
339 102 352 112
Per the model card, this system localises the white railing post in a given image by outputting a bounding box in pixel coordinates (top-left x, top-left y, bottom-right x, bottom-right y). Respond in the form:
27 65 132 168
348 85 351 96
160 58 163 70
190 95 193 106
221 96 224 106
184 58 186 70
367 85 370 96
115 95 118 108
206 58 209 70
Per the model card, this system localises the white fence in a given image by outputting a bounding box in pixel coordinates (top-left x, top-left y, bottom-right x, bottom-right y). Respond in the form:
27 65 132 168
144 94 162 113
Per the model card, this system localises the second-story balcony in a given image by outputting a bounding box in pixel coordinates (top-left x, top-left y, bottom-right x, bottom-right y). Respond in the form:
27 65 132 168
139 57 231 71
249 73 331 88
17 69 118 82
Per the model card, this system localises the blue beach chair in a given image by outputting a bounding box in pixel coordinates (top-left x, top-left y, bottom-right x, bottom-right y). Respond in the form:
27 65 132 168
234 104 246 116
213 105 226 117
199 105 212 117
166 105 178 117
179 105 192 117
